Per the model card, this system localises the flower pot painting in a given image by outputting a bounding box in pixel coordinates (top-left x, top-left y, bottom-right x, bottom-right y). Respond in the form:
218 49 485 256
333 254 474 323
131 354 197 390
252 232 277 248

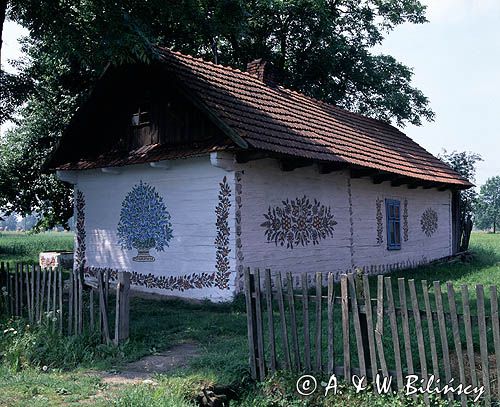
117 181 173 262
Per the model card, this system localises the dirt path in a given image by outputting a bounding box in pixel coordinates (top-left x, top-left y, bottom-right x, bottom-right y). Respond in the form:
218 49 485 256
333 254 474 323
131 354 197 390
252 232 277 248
96 342 201 385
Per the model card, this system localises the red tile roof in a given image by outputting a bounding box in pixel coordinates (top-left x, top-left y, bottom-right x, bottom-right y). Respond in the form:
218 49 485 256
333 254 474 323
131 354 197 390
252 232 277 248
53 48 471 188
157 48 471 188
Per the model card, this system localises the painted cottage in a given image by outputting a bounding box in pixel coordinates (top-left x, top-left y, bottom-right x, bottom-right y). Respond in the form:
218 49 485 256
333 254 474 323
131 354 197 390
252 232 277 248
48 49 472 301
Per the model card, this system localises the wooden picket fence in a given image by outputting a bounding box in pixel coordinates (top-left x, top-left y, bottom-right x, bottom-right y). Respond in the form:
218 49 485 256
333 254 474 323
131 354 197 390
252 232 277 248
0 262 131 344
244 269 500 406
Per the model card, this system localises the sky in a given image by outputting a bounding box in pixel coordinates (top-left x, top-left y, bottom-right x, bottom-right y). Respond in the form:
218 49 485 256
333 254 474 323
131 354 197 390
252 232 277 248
1 0 499 187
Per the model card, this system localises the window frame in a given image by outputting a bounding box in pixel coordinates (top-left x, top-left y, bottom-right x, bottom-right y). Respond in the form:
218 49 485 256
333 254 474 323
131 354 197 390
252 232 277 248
385 199 402 250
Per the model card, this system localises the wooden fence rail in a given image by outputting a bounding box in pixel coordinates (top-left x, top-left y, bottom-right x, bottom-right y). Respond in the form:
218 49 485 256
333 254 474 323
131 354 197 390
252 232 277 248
244 268 500 406
0 262 130 345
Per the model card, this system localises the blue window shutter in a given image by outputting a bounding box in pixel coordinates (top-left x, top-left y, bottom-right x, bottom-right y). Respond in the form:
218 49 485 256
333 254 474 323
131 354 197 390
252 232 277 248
386 199 401 250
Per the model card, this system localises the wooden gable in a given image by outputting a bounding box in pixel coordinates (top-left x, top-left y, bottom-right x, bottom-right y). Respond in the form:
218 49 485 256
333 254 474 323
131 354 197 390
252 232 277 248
49 63 227 168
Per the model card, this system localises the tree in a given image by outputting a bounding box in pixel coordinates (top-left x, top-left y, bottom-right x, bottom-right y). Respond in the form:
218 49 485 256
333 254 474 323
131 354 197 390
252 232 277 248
0 212 18 230
475 176 500 233
439 150 482 250
1 0 434 228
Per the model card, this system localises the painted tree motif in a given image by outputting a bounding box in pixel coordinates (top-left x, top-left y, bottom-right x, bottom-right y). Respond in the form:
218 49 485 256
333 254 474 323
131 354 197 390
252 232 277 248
261 196 337 249
421 207 438 237
376 197 384 245
403 198 409 242
214 176 232 289
75 189 86 269
117 181 173 262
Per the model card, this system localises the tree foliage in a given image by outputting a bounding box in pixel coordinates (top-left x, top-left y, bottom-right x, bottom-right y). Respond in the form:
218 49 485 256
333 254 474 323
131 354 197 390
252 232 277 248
438 150 482 250
475 176 500 233
1 0 434 228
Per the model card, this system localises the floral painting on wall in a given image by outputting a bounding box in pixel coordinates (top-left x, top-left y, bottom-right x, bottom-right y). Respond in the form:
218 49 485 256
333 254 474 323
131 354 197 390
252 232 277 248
117 181 173 262
261 196 337 249
421 207 438 237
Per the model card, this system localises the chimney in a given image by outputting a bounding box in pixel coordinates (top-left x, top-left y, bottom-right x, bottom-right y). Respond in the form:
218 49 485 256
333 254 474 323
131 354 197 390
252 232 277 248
246 59 283 87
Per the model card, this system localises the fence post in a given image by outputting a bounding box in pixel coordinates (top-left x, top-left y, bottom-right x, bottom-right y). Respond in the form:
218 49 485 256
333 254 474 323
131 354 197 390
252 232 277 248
58 266 63 334
114 271 130 344
98 271 111 345
243 268 258 380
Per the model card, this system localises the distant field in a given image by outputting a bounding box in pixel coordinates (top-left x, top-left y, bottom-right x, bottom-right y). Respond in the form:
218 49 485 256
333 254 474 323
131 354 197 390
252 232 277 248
0 231 74 264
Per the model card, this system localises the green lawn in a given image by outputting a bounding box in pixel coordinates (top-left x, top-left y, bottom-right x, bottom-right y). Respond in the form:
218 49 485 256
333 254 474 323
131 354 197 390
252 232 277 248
0 231 74 264
0 232 498 406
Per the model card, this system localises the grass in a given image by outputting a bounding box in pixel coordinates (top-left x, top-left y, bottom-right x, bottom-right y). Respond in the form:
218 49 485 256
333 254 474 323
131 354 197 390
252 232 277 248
0 231 74 264
0 232 498 405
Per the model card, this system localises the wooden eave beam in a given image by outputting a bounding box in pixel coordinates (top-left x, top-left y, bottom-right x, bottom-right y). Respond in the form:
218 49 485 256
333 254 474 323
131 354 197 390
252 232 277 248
316 161 349 174
422 181 438 189
350 168 377 179
372 172 399 184
278 158 312 172
235 151 270 163
390 177 411 187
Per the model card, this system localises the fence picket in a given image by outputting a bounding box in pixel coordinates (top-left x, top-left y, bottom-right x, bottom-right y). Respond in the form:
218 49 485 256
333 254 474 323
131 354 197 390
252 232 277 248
254 269 266 380
78 268 83 334
408 279 429 405
433 281 453 402
477 284 491 405
375 275 388 379
19 265 24 318
422 280 440 381
39 268 46 321
58 267 63 333
490 286 500 399
243 268 257 379
8 271 13 316
446 283 466 407
348 273 366 379
14 264 19 316
301 273 311 372
46 267 52 314
385 277 403 389
315 272 322 372
31 265 36 324
276 272 291 370
52 268 57 331
68 269 74 335
362 275 378 382
398 278 414 377
25 265 32 323
286 272 300 371
265 269 277 373
327 273 335 375
461 285 477 388
98 272 111 345
341 274 350 379
35 266 41 322
90 288 95 331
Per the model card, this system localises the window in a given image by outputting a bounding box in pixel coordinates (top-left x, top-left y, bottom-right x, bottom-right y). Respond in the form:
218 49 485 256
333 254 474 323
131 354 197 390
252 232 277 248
131 104 150 127
386 199 401 250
